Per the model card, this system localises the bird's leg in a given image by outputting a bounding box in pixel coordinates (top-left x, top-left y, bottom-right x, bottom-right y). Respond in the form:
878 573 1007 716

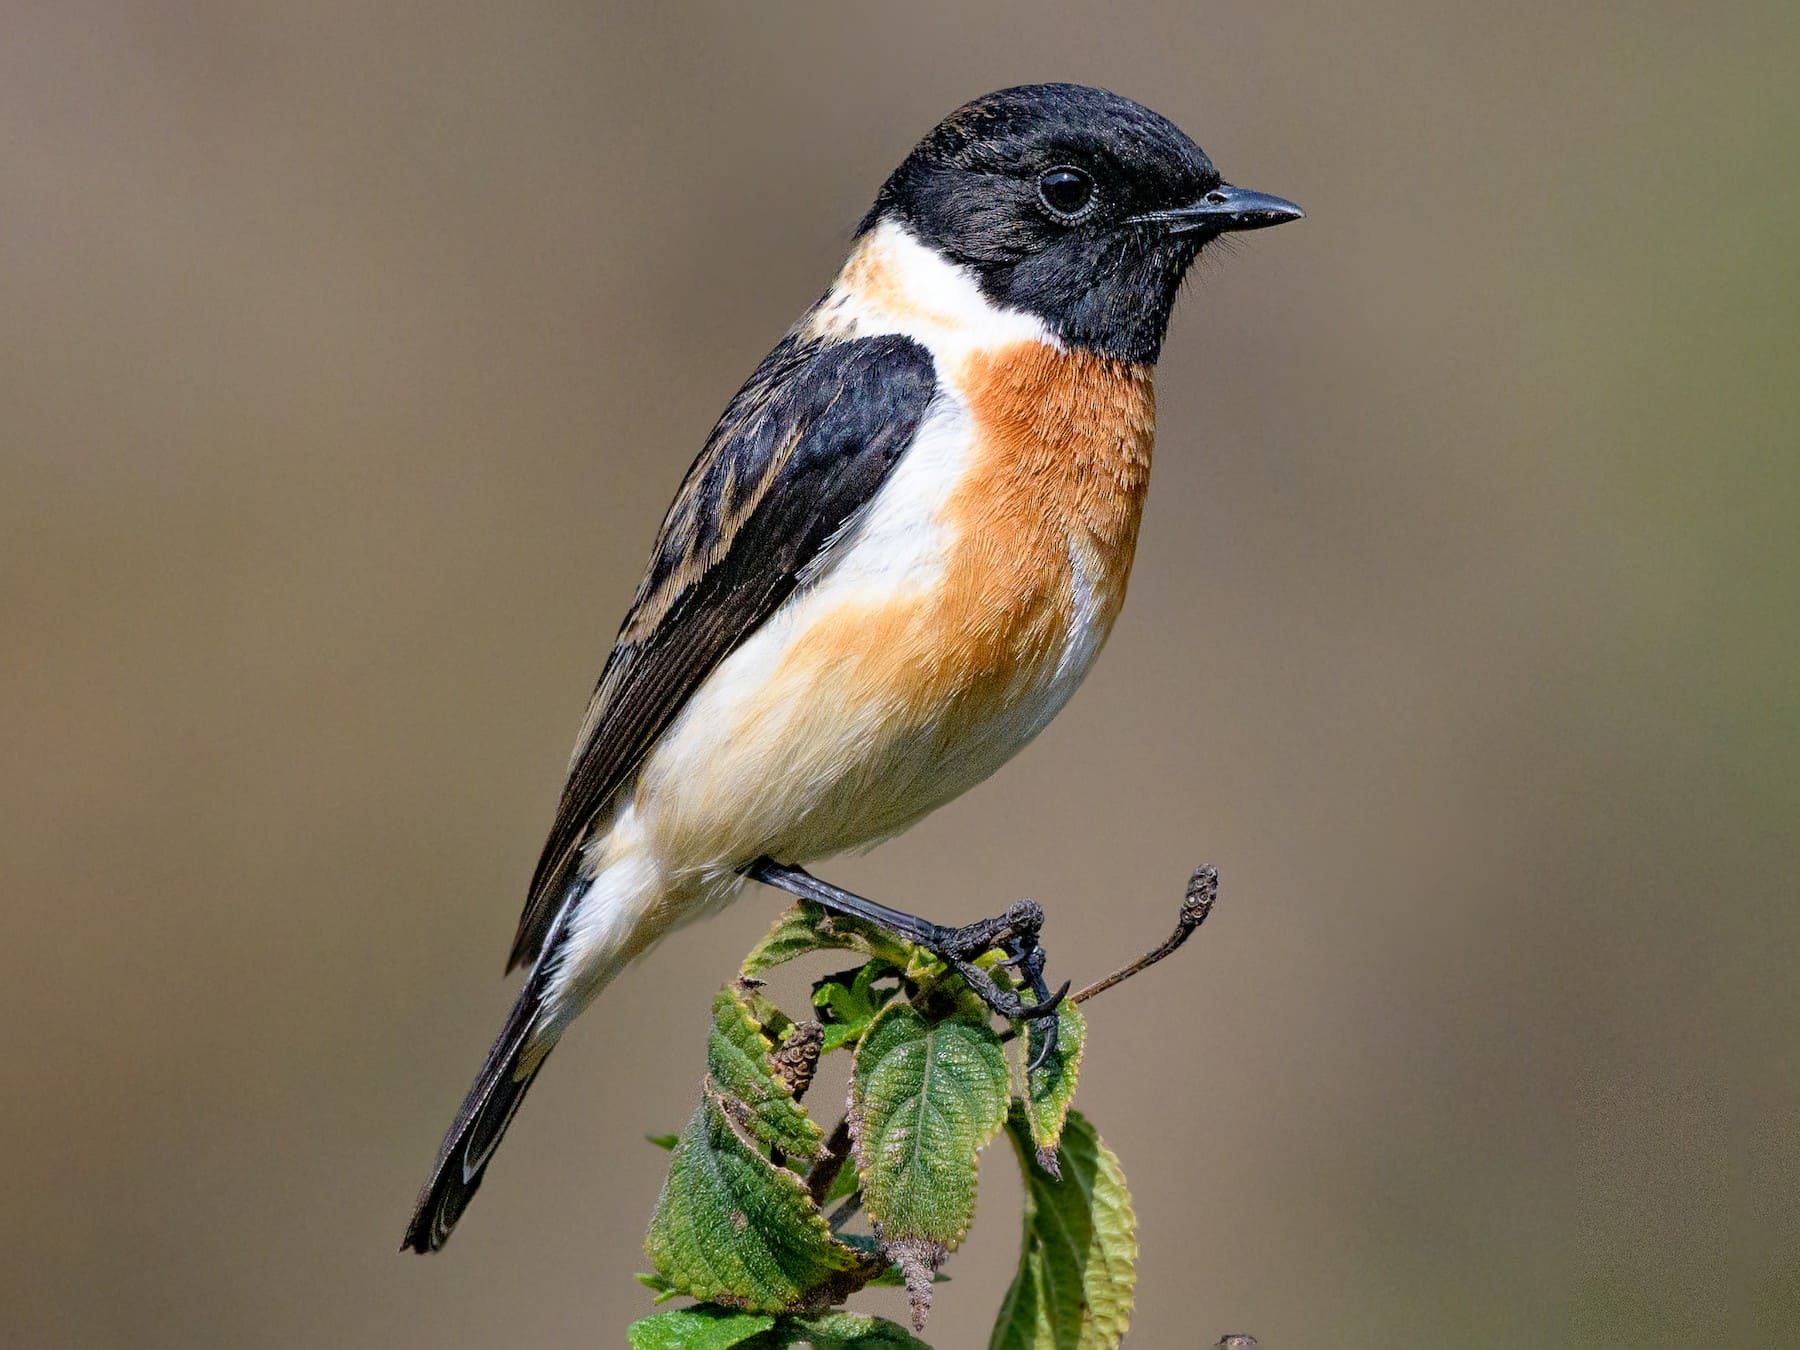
744 858 1068 1058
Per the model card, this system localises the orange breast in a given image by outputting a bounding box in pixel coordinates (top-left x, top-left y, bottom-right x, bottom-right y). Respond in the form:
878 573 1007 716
769 340 1153 748
923 341 1155 708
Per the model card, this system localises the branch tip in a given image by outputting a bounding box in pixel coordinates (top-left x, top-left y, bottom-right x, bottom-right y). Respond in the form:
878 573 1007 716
1070 864 1220 1006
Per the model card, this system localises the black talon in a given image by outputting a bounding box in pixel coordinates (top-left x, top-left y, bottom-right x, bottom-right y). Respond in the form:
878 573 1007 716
1023 982 1070 1072
1017 934 1067 1072
1008 980 1067 1020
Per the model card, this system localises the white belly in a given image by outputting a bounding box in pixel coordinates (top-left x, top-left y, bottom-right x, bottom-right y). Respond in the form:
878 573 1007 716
625 400 1113 880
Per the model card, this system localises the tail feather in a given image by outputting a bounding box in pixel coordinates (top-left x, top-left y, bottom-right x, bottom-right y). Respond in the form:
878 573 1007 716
401 975 554 1253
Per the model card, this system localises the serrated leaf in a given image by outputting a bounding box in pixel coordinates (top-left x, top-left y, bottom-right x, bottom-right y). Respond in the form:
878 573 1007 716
742 901 912 978
851 1003 1010 1247
770 1310 934 1347
708 986 825 1159
646 1093 875 1312
627 1306 776 1349
1020 1002 1086 1172
989 1107 1137 1350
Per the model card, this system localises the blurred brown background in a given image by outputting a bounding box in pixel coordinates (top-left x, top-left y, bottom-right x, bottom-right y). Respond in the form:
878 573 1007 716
3 4 1796 1347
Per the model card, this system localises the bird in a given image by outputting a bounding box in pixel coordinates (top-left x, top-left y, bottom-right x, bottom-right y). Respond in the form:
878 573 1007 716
402 82 1301 1253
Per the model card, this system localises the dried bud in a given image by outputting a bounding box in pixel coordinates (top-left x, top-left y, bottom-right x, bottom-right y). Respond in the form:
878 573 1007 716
770 1021 824 1101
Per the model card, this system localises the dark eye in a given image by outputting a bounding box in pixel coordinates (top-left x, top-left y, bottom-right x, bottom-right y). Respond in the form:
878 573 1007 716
1037 166 1095 219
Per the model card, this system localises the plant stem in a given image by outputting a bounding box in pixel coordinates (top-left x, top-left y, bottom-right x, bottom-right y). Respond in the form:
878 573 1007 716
807 1115 854 1208
1069 865 1217 1005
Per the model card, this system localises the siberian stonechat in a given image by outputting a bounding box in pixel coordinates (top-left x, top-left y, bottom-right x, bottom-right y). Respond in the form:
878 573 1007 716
404 82 1301 1253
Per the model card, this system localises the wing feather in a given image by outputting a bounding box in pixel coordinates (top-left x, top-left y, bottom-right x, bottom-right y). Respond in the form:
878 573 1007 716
506 330 937 970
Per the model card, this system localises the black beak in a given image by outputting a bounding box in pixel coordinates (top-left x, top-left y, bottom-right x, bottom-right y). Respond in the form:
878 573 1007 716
1130 183 1305 235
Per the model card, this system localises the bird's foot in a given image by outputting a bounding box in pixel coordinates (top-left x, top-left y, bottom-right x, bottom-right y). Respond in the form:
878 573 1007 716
744 859 1067 1068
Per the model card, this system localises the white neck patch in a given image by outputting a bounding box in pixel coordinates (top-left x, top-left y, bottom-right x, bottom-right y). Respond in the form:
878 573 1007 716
807 217 1057 355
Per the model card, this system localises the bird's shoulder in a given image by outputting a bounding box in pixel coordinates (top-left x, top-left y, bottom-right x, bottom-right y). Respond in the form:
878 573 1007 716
616 323 938 647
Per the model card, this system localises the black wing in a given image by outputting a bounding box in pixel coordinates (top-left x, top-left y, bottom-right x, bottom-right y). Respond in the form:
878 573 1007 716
506 330 937 971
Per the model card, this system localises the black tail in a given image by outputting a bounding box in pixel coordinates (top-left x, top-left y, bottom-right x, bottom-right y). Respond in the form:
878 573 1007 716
401 975 554 1253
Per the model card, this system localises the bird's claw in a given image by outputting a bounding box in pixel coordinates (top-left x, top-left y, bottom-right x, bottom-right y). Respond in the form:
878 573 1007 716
924 901 1066 1068
947 961 1066 1018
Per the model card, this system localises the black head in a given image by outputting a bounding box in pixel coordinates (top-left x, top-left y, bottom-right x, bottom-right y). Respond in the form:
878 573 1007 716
861 84 1302 363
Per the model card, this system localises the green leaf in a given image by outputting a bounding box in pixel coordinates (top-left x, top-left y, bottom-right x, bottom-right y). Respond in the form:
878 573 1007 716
648 1134 681 1152
1019 1002 1086 1174
742 901 912 978
820 1020 869 1055
814 980 866 1025
989 1107 1137 1350
850 1002 1011 1323
708 986 825 1160
627 1306 776 1349
769 1311 933 1347
852 960 897 1006
637 1271 681 1304
812 962 901 1055
645 1093 876 1312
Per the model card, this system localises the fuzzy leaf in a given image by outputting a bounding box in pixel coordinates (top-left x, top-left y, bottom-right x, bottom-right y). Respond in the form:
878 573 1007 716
989 1107 1137 1350
1020 1002 1086 1173
851 1004 1011 1247
770 1311 933 1346
627 1306 775 1349
742 901 912 978
708 986 825 1159
850 1002 1010 1327
646 1093 875 1312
